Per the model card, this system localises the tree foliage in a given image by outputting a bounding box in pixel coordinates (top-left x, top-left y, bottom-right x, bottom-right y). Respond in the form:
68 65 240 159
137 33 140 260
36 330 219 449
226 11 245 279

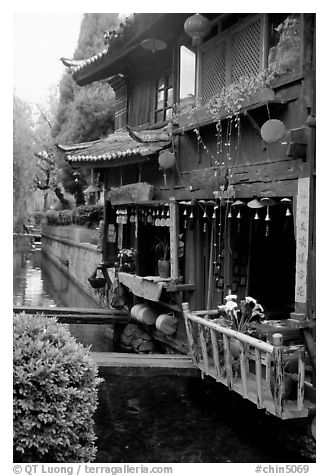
51 14 119 199
52 13 118 145
13 95 37 231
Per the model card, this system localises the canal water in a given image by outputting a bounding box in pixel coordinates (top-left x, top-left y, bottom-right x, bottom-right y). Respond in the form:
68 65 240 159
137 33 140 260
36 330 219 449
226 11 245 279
13 242 310 463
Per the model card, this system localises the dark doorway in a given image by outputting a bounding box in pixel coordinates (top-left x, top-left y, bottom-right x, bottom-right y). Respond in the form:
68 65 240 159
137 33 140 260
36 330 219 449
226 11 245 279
248 205 296 318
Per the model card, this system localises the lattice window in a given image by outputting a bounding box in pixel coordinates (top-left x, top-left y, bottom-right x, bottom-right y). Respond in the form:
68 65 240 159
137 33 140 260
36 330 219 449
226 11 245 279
231 19 262 82
201 40 226 104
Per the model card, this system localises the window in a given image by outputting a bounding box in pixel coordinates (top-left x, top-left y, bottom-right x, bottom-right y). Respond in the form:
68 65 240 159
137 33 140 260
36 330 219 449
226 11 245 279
200 14 266 104
154 73 173 123
179 46 196 102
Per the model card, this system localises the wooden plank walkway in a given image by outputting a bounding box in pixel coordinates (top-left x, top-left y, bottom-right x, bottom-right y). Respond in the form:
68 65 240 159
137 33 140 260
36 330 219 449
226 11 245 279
13 306 131 324
92 352 200 377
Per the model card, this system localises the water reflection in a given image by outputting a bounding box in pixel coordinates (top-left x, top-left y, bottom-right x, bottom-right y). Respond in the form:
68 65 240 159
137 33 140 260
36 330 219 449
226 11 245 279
13 242 113 352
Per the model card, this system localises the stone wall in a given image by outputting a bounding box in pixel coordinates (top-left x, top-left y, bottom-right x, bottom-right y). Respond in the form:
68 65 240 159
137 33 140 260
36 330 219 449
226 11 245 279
42 225 108 308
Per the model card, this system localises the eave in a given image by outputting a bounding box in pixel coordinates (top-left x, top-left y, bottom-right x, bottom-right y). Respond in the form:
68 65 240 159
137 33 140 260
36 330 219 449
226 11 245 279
57 128 171 168
67 13 192 86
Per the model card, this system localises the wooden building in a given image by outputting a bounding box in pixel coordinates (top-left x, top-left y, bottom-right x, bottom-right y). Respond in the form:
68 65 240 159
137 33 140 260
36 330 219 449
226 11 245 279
59 13 316 427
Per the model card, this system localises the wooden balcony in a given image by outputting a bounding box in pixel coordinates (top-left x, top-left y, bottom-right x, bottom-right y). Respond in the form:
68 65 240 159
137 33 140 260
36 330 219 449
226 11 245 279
182 303 315 420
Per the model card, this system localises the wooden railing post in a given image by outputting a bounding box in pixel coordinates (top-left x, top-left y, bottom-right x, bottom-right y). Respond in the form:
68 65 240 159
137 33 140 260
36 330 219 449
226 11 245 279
182 302 197 365
198 325 209 373
297 348 305 411
222 335 233 390
255 348 264 408
210 329 221 381
272 333 284 417
239 341 248 398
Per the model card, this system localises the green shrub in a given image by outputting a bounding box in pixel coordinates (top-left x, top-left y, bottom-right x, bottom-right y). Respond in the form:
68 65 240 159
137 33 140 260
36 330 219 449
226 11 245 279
13 313 103 462
58 209 72 225
46 210 59 225
72 205 103 226
46 205 103 227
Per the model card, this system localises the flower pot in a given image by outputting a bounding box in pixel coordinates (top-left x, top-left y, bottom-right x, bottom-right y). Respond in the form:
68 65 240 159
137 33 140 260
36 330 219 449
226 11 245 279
158 259 170 278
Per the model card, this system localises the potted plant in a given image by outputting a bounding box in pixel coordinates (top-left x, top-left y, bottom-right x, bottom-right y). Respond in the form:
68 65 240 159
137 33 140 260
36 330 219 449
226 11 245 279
154 238 170 278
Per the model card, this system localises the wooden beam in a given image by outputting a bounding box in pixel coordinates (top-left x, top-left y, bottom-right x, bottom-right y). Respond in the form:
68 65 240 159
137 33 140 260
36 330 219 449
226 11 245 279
92 352 199 377
13 305 127 316
13 306 130 324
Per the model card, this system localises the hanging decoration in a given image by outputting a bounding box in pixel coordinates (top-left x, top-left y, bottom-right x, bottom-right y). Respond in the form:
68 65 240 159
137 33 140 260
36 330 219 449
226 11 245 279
140 38 167 53
184 13 211 47
281 197 292 216
260 119 286 144
158 150 176 169
260 197 275 237
247 198 264 221
232 200 245 233
166 208 171 227
160 208 166 227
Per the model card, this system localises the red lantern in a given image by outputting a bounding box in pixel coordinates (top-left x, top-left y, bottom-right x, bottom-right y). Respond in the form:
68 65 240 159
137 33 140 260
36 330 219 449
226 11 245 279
260 119 286 144
158 150 176 170
184 13 211 46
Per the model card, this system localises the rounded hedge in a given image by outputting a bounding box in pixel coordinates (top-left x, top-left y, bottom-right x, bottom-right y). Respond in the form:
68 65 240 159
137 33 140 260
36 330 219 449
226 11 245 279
13 313 103 462
46 204 103 227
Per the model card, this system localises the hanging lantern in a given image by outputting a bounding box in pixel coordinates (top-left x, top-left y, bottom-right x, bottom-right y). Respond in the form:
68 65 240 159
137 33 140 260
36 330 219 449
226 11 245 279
158 150 176 169
166 209 170 227
184 13 211 47
260 119 286 144
160 208 166 227
155 209 161 227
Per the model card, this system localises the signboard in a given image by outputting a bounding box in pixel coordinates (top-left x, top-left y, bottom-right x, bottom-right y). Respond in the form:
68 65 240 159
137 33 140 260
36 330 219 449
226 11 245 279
294 178 310 305
109 182 154 205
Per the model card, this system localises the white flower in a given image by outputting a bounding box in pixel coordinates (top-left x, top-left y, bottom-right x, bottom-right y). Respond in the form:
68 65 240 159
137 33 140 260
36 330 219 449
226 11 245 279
225 301 238 311
224 294 237 301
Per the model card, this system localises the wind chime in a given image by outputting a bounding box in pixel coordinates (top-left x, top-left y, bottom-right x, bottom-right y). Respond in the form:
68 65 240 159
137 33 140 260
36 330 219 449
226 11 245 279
260 197 276 237
231 200 245 233
281 197 292 216
247 198 264 221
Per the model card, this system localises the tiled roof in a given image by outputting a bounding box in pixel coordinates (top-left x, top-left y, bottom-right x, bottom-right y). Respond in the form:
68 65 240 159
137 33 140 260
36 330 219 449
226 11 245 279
57 128 171 165
60 14 172 84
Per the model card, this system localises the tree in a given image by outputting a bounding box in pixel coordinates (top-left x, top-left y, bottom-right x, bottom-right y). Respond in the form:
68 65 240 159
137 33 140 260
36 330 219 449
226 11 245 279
50 14 119 201
52 13 118 146
13 94 37 231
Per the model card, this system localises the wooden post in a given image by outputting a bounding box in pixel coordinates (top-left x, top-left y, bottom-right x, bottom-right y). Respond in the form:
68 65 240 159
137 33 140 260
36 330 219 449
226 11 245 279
297 348 305 411
169 197 179 280
239 341 248 398
272 333 284 417
210 329 221 381
198 324 209 374
255 348 264 409
182 302 197 365
206 222 215 310
222 335 233 389
265 337 271 385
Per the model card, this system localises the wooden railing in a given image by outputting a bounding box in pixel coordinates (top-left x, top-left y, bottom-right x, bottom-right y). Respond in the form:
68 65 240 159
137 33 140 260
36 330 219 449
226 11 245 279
182 303 314 420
